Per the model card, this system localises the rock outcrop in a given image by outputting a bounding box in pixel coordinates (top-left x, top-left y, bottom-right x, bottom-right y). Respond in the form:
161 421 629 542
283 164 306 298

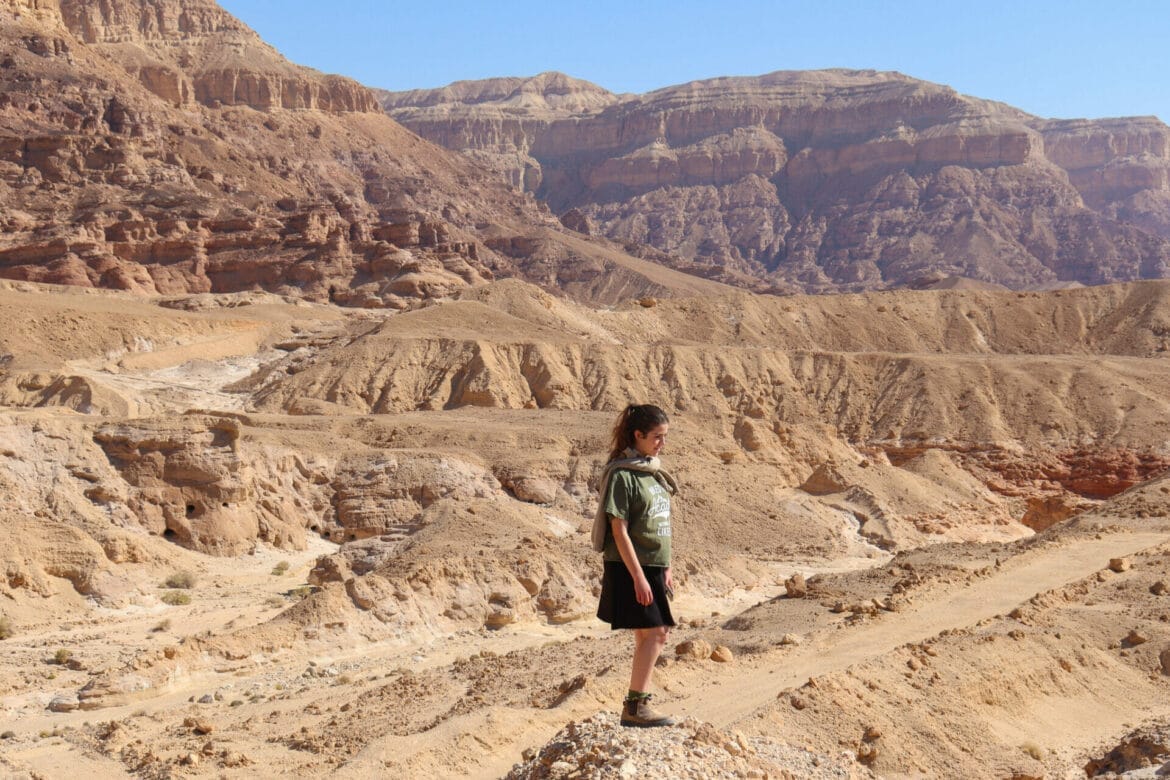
57 0 381 113
384 70 1170 292
1 1 712 307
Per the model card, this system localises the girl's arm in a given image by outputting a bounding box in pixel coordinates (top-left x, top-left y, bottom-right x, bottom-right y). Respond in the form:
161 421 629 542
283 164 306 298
610 516 653 606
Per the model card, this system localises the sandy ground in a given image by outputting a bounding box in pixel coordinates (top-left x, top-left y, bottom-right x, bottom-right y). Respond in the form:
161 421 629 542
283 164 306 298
3 280 1170 778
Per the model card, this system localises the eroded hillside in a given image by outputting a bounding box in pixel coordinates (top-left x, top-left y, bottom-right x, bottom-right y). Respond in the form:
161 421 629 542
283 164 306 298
1 0 732 310
2 278 1170 777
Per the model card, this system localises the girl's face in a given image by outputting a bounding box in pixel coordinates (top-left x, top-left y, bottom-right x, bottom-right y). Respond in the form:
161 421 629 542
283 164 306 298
633 423 669 457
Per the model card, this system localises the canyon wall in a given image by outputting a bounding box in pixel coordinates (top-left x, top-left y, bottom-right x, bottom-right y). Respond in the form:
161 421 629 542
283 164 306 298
383 71 1170 292
1 1 699 307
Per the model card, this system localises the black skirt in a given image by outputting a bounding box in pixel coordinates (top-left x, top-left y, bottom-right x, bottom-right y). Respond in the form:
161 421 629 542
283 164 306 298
597 560 676 629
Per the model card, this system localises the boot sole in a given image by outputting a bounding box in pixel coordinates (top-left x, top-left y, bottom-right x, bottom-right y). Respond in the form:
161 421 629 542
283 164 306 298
620 718 675 728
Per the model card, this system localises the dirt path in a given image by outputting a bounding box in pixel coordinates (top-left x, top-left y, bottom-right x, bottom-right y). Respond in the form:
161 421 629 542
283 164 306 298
673 529 1170 728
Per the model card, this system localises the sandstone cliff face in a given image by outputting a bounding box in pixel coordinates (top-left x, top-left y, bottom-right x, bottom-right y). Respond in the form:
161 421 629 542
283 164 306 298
385 70 1170 292
56 0 380 113
1 1 695 306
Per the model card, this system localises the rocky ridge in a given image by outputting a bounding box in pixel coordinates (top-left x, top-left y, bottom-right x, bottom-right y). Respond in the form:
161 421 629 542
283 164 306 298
1 0 721 308
382 70 1170 292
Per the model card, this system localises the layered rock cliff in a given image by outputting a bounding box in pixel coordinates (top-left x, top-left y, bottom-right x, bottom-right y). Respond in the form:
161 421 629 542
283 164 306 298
1 1 709 306
383 70 1170 292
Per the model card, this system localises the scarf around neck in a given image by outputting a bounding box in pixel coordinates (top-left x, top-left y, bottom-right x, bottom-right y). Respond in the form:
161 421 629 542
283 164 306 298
590 447 679 552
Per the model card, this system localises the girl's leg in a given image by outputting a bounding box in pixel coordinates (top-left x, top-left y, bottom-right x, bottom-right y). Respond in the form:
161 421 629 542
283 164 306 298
622 626 674 727
629 626 669 692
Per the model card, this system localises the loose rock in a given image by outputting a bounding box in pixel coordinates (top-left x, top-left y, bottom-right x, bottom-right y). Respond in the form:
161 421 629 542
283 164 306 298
785 573 808 598
49 693 80 712
1124 630 1149 647
675 639 713 661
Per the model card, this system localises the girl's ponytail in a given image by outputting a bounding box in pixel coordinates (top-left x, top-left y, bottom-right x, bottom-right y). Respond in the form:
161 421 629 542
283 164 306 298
608 403 669 461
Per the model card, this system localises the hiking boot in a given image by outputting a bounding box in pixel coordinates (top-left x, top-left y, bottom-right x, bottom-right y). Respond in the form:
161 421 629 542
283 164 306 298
621 694 675 728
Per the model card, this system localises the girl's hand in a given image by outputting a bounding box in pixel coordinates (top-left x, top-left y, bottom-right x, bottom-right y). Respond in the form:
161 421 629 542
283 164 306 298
634 575 653 606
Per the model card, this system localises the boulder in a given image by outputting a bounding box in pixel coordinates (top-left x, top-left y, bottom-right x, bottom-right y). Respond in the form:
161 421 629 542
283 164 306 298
48 693 80 712
784 573 808 598
710 645 734 663
675 639 712 660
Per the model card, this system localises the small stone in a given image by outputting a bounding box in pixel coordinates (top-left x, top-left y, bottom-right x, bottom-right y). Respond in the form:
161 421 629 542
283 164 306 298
180 752 199 766
711 645 734 663
1151 581 1168 596
198 694 213 704
222 751 249 767
675 639 712 660
907 658 921 671
1109 558 1131 573
1160 647 1170 675
784 573 808 598
863 725 882 741
48 693 80 712
779 633 802 646
1125 630 1149 647
790 696 807 710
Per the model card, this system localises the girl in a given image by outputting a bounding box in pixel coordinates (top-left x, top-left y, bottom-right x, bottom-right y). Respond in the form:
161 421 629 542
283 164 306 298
592 403 679 727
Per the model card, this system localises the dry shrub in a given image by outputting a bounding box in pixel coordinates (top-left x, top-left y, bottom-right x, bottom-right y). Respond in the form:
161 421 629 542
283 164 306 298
164 571 197 589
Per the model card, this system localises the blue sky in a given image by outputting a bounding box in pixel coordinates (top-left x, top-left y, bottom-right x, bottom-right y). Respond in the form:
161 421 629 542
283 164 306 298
219 0 1169 122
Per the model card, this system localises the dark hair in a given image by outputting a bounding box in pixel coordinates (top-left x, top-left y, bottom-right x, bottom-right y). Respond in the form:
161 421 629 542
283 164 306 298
608 404 669 461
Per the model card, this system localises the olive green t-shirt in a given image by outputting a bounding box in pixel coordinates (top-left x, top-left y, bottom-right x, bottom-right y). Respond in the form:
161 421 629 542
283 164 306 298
602 468 672 567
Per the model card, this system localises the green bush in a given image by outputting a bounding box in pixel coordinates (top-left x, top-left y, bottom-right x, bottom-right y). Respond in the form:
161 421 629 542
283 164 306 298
160 590 191 606
163 571 197 589
53 648 73 665
271 560 290 576
151 619 172 633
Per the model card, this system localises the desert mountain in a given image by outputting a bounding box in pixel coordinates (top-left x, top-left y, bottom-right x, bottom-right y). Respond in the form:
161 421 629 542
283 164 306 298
5 3 1170 778
382 70 1170 293
0 0 731 307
